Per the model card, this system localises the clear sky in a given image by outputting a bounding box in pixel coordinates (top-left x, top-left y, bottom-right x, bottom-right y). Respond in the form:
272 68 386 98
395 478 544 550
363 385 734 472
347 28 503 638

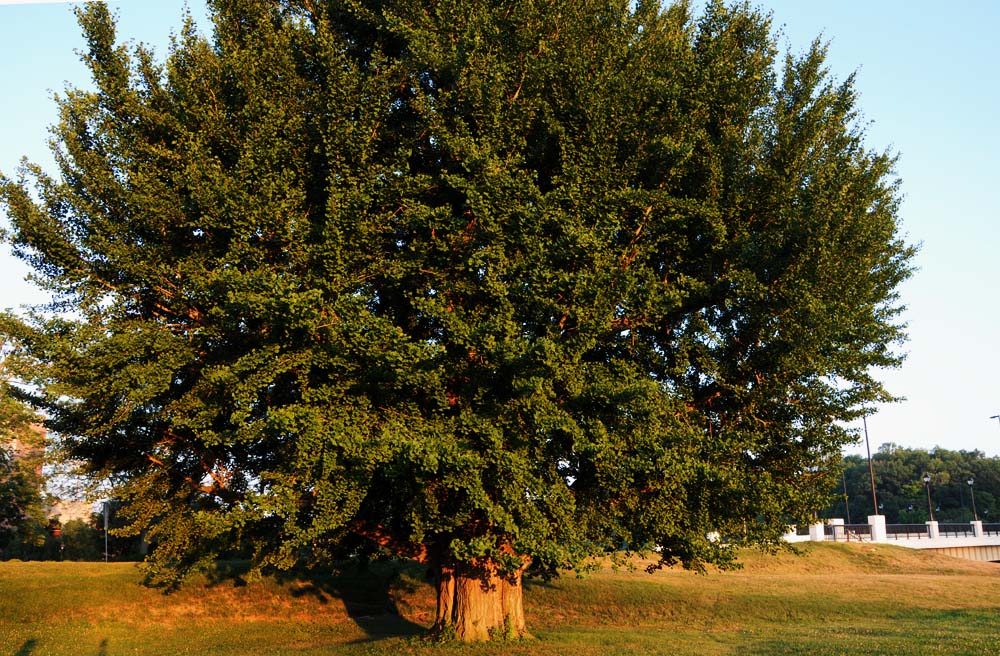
1 1 998 456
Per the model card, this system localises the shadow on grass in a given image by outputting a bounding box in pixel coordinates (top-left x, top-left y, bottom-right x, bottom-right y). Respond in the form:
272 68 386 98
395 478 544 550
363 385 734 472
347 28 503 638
15 637 110 656
524 576 561 590
15 639 37 656
205 559 428 643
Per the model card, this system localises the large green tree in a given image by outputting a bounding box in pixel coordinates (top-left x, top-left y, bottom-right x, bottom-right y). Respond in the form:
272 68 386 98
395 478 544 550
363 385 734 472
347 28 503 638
0 0 913 640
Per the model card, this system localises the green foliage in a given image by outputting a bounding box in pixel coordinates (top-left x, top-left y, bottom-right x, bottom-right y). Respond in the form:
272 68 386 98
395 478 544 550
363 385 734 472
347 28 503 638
61 518 103 561
825 446 1000 524
0 0 912 587
0 445 46 558
0 360 47 560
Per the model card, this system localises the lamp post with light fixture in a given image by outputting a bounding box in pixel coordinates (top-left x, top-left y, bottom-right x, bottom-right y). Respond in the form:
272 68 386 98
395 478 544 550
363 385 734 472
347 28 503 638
968 477 979 522
863 416 879 515
923 474 935 522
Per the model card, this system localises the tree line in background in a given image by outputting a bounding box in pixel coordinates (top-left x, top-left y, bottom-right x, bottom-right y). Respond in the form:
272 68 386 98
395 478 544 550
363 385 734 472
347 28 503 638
0 378 47 559
12 441 1000 561
0 499 146 562
9 424 1000 560
1 361 145 561
824 445 1000 525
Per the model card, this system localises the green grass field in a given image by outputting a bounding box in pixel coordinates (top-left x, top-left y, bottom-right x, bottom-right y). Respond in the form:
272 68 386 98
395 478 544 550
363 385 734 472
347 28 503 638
3 543 999 655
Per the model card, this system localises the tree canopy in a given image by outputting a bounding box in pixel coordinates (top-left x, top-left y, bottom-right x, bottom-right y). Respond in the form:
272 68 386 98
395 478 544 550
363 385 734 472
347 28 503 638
0 0 913 640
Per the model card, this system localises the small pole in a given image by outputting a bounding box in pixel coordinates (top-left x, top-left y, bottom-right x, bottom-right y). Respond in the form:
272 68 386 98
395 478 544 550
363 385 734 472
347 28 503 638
863 416 879 515
103 501 109 563
841 468 852 525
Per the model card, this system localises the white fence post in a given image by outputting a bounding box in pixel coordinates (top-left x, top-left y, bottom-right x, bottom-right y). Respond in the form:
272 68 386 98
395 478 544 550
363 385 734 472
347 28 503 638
869 515 887 542
926 520 939 539
971 520 983 537
809 522 826 542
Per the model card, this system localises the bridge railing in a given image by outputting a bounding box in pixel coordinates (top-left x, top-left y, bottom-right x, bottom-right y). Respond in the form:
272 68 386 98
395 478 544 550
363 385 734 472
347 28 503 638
939 523 975 538
784 518 998 545
823 524 872 542
842 524 872 541
886 524 929 539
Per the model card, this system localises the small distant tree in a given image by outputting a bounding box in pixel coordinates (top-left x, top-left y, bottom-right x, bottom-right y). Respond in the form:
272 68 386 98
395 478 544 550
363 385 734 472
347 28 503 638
1 0 913 640
98 499 149 561
0 360 47 559
61 518 102 561
0 446 48 559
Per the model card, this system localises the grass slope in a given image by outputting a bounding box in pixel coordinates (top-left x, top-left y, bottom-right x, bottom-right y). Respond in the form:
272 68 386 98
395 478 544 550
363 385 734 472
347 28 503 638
2 543 999 655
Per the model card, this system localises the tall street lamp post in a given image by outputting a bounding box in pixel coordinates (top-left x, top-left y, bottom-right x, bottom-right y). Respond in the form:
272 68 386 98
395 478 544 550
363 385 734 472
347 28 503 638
923 474 935 522
864 416 879 515
968 477 979 522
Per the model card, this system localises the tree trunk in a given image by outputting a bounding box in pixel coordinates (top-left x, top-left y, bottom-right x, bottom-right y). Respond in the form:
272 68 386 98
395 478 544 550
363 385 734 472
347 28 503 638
434 564 456 632
433 559 529 642
498 567 527 636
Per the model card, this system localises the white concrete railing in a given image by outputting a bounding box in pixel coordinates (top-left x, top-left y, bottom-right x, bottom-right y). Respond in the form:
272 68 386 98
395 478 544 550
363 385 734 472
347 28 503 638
783 517 999 550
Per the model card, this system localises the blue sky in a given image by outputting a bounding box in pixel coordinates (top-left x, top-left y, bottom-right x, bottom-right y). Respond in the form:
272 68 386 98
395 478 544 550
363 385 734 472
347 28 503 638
1 1 998 456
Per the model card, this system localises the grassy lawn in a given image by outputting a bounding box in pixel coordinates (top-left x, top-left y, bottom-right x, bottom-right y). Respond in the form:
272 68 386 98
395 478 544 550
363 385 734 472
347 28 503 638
2 543 999 655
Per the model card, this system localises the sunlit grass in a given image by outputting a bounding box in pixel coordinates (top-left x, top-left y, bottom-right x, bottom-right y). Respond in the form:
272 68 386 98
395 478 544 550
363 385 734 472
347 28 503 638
2 543 999 655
